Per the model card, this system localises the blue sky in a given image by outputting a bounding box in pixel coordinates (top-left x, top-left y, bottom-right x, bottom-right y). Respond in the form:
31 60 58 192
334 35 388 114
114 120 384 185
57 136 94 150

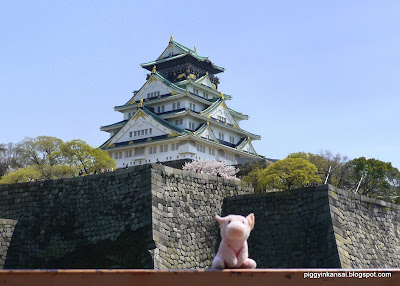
1 0 399 169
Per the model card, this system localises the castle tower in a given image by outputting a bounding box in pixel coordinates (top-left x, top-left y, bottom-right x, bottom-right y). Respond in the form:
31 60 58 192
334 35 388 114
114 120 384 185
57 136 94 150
100 36 261 167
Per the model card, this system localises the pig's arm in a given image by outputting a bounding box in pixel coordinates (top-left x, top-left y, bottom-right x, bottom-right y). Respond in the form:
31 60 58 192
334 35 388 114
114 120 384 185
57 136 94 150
218 241 238 268
236 241 248 267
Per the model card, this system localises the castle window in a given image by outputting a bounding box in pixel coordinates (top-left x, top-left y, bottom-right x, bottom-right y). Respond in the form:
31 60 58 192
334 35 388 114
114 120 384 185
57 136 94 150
219 133 224 141
209 148 215 156
157 105 164 113
129 132 132 137
173 102 180 110
160 145 168 152
225 153 234 161
171 143 179 151
189 122 195 130
149 128 152 134
196 144 205 153
217 115 226 123
193 88 199 95
149 146 156 154
229 136 235 144
189 103 196 111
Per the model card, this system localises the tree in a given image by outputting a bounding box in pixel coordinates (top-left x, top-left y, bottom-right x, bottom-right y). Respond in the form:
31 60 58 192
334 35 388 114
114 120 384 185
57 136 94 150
349 157 397 197
242 167 265 192
56 139 116 174
240 159 272 191
0 136 116 184
183 159 239 180
0 166 41 184
288 151 350 189
20 136 63 166
0 142 29 178
258 157 322 191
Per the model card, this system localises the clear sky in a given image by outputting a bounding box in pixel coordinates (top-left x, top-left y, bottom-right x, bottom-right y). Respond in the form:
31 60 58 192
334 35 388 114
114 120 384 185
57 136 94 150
1 0 399 169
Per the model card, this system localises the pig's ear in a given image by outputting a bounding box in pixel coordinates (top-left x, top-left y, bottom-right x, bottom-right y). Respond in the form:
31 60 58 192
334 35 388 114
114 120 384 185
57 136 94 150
246 213 255 230
216 215 225 225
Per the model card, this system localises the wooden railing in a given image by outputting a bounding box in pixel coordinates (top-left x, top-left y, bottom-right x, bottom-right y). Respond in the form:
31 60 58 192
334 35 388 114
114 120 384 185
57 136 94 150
0 269 398 286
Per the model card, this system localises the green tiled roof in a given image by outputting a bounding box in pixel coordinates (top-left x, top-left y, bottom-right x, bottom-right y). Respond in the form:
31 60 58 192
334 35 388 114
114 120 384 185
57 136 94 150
236 137 249 150
141 41 225 72
100 120 128 130
141 106 189 135
154 71 186 92
201 98 224 115
121 71 186 107
228 107 248 119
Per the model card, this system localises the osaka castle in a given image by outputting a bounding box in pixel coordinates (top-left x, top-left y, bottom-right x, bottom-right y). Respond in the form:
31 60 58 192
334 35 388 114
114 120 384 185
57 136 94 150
100 36 261 168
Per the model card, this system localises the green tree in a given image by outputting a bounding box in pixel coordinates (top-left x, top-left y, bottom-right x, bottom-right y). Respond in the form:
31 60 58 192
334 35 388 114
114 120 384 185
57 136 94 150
56 139 115 174
258 157 322 191
242 167 265 192
0 166 41 184
0 137 115 184
350 157 397 197
40 164 76 180
288 151 350 189
240 159 272 191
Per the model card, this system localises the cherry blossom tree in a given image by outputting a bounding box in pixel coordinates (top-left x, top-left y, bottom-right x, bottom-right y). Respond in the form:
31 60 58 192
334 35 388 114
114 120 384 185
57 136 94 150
183 159 239 180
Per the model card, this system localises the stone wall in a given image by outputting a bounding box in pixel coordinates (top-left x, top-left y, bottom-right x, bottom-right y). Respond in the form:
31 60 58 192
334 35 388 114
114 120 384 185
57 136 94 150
150 164 253 269
0 164 254 269
222 184 400 268
0 165 155 269
328 186 400 268
1 165 399 269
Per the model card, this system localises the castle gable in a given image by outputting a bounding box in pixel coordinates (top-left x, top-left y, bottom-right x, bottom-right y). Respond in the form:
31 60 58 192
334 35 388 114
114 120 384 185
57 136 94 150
104 108 183 147
195 74 216 90
206 101 238 127
126 74 175 104
157 42 185 60
236 138 257 154
194 123 219 142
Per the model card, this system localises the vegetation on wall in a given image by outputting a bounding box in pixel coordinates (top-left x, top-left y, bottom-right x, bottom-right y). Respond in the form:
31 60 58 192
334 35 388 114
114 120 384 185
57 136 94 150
242 151 400 204
0 136 115 184
257 157 322 191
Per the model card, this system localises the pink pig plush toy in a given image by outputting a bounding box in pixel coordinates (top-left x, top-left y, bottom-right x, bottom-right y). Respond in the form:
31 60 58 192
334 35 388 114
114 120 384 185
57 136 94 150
212 213 256 269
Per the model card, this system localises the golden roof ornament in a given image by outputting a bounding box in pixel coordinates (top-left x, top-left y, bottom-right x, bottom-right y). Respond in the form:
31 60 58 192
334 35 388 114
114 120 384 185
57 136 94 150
206 71 208 76
138 99 143 108
220 92 224 100
152 65 156 74
170 34 174 42
194 45 197 52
